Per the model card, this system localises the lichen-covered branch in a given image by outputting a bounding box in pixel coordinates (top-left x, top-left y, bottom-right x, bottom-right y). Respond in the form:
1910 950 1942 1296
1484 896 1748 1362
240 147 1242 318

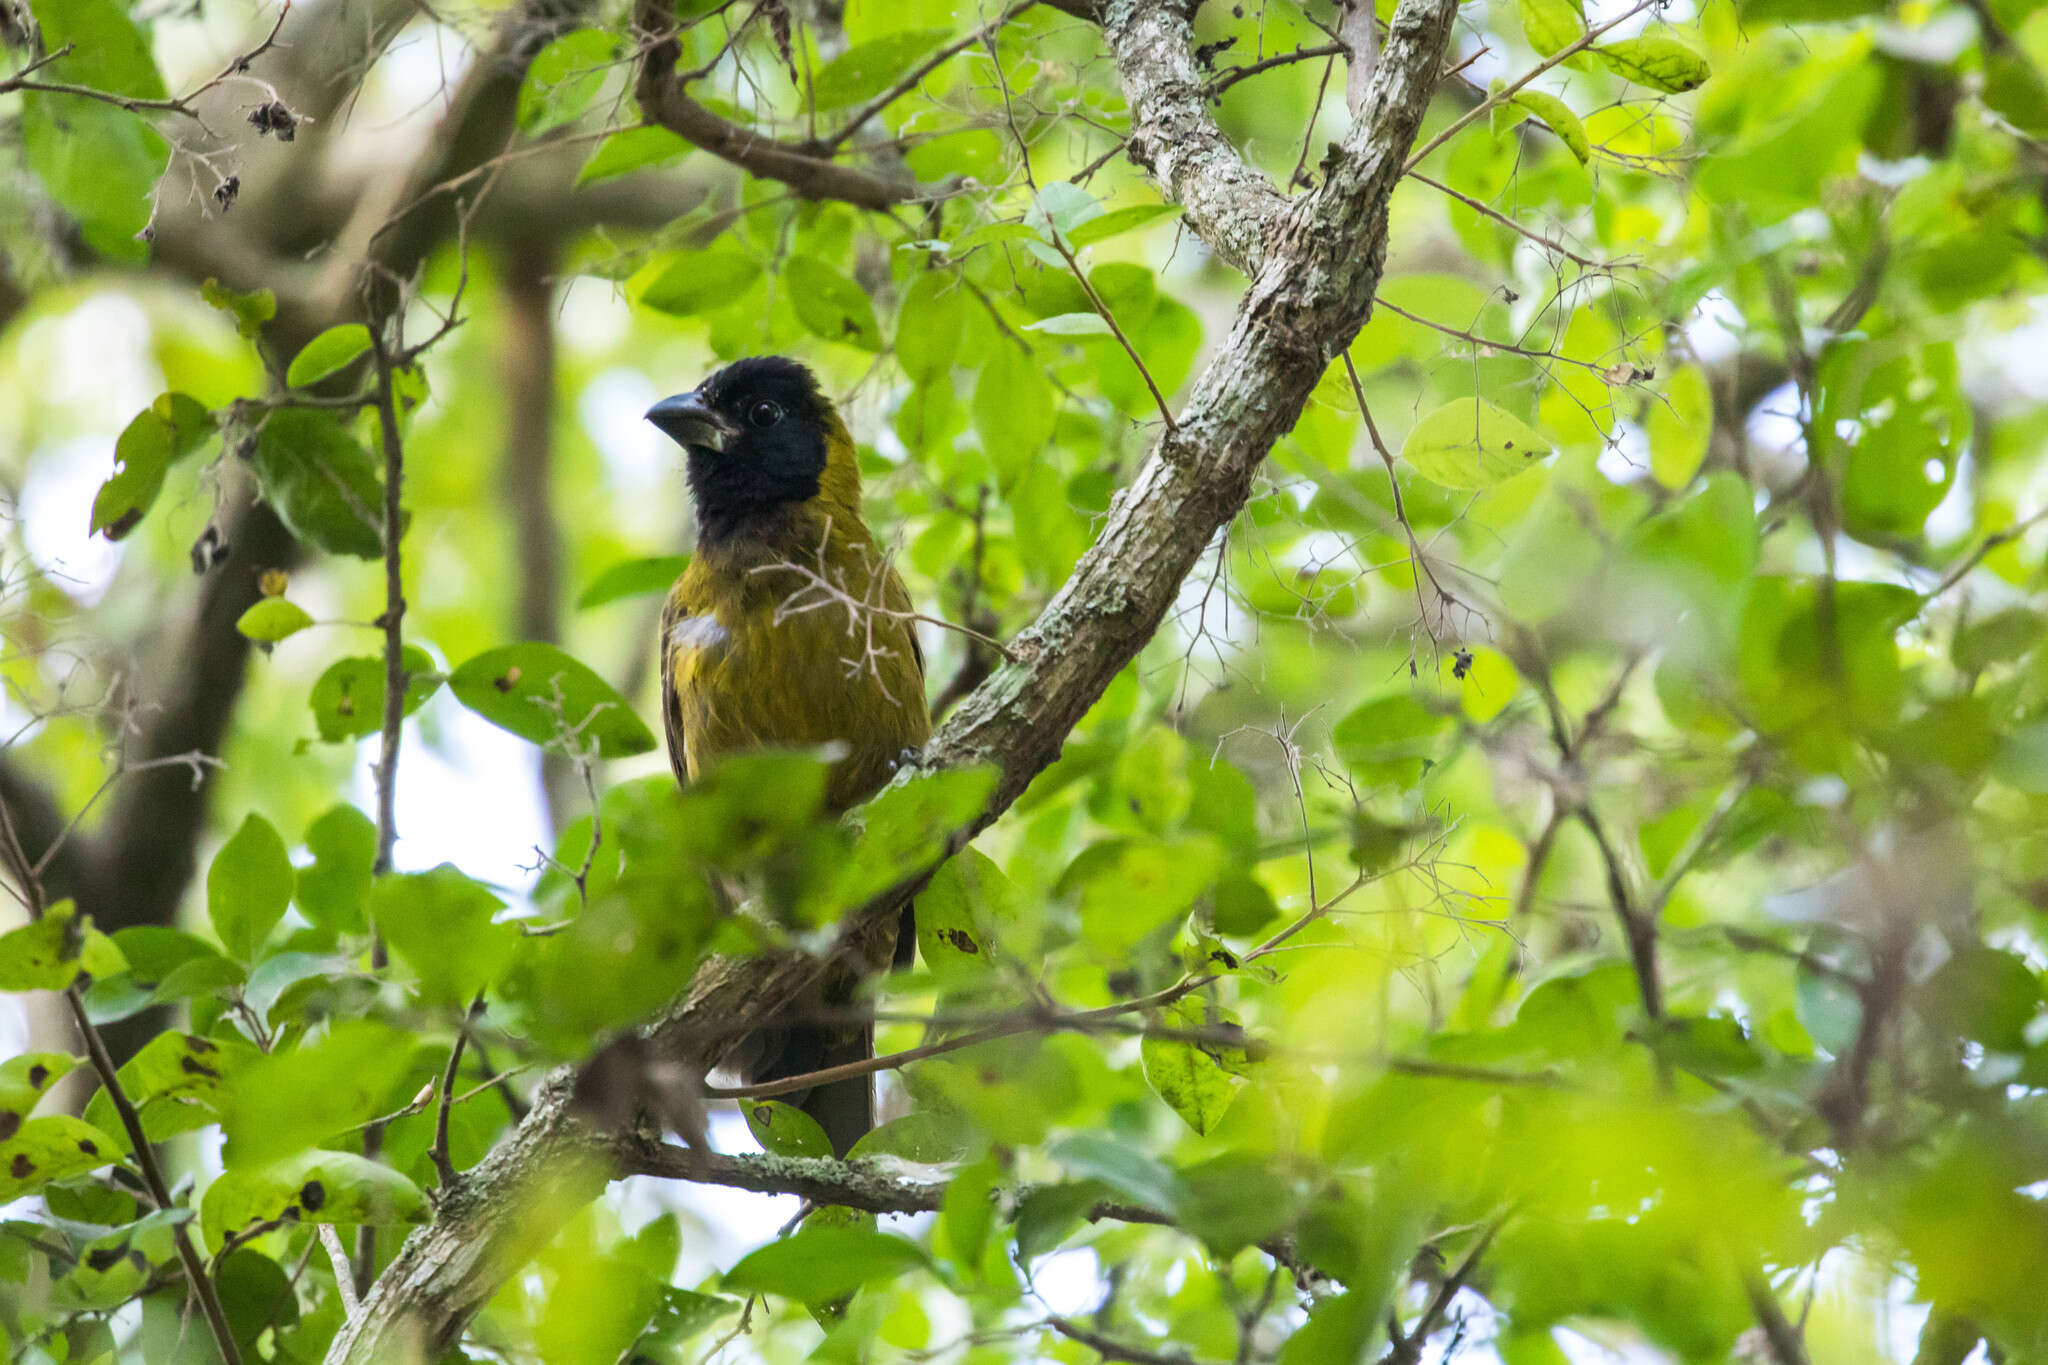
326 0 1458 1357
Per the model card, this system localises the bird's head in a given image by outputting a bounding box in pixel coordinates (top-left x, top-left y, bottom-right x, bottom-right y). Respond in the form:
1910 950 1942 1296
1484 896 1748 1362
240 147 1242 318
645 356 859 545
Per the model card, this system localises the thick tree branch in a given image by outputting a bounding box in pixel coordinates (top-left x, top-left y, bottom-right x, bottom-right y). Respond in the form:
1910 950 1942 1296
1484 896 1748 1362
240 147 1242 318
631 0 920 209
326 0 1457 1357
1099 1 1287 275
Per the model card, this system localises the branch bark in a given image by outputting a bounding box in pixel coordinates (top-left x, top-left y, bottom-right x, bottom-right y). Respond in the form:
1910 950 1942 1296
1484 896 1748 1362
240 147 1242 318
325 0 1458 1357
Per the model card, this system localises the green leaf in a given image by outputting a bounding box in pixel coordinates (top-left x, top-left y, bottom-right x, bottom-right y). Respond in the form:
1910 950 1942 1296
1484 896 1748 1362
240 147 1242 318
1647 364 1712 489
517 29 616 133
1049 1134 1186 1214
236 597 315 643
915 848 1010 983
973 343 1055 487
0 900 126 992
249 408 388 559
201 278 278 340
1034 181 1104 240
743 1101 835 1158
0 1053 77 1118
848 1110 976 1163
896 271 969 382
21 0 170 262
576 125 692 186
578 555 691 609
807 28 951 109
308 646 440 743
1511 90 1590 164
1333 693 1449 785
721 1227 928 1302
370 864 514 1007
639 245 762 317
1399 397 1553 490
202 1150 428 1247
785 256 883 352
285 324 373 389
1517 0 1585 56
1024 311 1113 337
223 1020 417 1165
208 814 294 963
1593 36 1710 93
1140 999 1247 1136
1065 203 1182 249
91 396 215 541
448 642 657 758
0 1116 121 1202
82 1031 241 1153
296 805 378 935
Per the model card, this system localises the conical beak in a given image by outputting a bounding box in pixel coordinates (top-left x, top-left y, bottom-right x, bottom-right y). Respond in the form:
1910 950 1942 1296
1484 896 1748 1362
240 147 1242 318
645 391 736 451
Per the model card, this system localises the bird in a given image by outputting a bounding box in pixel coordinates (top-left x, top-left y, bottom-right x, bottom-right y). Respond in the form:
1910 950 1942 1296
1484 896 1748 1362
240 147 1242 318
644 355 930 1155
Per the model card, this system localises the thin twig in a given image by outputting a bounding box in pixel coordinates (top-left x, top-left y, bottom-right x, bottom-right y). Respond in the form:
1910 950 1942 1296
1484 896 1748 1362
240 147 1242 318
1402 0 1659 173
809 0 1040 152
0 784 244 1365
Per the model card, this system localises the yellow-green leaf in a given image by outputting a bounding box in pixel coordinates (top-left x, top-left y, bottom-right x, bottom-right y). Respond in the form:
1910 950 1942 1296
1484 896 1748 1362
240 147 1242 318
1512 90 1591 165
1399 397 1555 490
286 324 373 389
1593 36 1710 93
1648 364 1713 489
236 598 315 643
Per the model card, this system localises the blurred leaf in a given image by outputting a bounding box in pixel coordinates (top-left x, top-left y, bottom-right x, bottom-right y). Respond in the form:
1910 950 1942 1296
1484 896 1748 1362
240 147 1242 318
1512 90 1590 164
786 255 883 351
1334 693 1448 785
808 28 951 108
743 1101 835 1158
0 1052 76 1117
1049 1133 1185 1214
208 813 294 963
297 806 377 937
640 245 762 316
1024 311 1113 337
578 555 691 609
518 30 615 133
308 646 440 743
202 1150 427 1247
448 642 657 758
973 344 1055 487
576 126 690 186
897 271 969 381
0 1116 121 1202
370 864 513 1008
236 597 314 643
21 0 168 262
223 1020 416 1165
0 900 126 992
92 395 215 540
201 278 279 339
1517 0 1585 56
1400 398 1553 490
721 1227 928 1302
1594 35 1710 92
285 324 373 389
1647 365 1712 489
1066 203 1182 248
1141 1000 1246 1135
250 408 388 559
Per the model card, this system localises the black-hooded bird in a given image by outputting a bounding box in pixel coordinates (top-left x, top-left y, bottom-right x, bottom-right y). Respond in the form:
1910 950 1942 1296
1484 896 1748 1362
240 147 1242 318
645 356 929 1155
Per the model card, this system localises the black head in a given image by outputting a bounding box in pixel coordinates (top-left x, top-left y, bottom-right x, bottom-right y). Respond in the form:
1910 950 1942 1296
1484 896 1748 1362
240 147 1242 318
646 356 837 546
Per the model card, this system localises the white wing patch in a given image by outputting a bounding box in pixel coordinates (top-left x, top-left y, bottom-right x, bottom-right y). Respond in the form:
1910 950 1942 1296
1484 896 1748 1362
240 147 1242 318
670 613 728 654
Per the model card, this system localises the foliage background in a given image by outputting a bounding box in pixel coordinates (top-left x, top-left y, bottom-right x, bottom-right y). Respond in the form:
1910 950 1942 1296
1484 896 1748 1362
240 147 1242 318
4 0 2048 1360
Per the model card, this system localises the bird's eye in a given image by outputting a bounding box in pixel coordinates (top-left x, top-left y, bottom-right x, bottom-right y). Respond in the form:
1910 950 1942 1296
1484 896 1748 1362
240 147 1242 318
747 400 783 429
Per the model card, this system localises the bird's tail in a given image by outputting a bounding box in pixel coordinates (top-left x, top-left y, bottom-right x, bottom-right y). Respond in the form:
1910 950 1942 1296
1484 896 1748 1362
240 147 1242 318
755 1017 873 1158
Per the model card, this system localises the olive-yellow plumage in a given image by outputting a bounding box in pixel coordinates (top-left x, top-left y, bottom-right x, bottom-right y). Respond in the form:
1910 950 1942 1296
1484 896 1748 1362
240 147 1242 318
646 356 928 1153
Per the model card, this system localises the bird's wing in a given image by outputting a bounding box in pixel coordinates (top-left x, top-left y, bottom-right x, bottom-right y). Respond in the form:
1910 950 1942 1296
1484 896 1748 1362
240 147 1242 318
657 579 693 790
